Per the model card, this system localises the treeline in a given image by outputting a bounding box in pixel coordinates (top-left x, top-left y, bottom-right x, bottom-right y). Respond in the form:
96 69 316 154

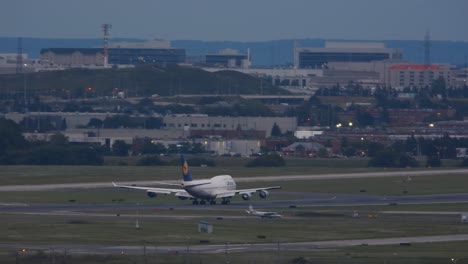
0 117 213 165
339 134 468 168
0 118 103 165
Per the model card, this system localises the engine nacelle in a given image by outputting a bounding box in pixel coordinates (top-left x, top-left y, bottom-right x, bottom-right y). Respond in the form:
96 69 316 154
259 190 269 199
178 196 188 200
147 192 157 198
241 193 252 200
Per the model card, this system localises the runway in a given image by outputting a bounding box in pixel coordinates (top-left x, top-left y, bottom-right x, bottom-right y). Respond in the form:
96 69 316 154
1 192 468 214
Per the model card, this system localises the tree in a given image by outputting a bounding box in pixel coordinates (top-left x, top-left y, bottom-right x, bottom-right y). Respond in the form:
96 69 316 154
380 107 390 124
49 133 69 146
270 123 282 137
112 140 130 156
462 157 468 167
0 118 27 157
87 118 103 128
144 117 163 129
60 118 67 130
140 141 166 155
137 155 167 166
431 76 447 98
399 153 419 168
317 148 328 158
356 110 375 127
426 155 441 167
368 149 399 167
103 115 138 128
246 154 285 167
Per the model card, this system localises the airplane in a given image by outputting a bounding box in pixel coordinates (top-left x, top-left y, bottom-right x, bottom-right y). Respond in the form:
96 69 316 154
112 155 281 205
245 205 282 218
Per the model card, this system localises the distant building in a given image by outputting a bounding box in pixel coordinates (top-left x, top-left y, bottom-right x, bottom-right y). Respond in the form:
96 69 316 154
205 49 250 68
387 64 454 89
40 48 104 66
0 53 57 74
282 142 325 157
294 42 402 69
163 115 297 138
40 39 186 67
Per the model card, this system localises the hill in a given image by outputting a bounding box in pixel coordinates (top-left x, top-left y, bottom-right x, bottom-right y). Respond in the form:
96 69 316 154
0 65 287 99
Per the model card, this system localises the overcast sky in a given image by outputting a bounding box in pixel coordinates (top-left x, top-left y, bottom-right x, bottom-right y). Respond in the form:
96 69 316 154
3 0 467 42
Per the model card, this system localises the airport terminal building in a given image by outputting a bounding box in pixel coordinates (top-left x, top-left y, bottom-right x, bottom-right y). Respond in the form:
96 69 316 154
40 39 186 67
205 49 250 68
294 42 402 69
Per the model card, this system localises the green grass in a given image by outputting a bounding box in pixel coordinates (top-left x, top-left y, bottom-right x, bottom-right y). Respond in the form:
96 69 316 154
2 213 468 246
0 161 465 186
237 173 468 196
302 203 468 213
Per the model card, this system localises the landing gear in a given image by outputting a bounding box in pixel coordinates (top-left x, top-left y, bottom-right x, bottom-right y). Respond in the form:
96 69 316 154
221 198 231 205
191 199 220 205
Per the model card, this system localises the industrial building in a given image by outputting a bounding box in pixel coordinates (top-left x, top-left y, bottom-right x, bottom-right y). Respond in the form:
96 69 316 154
294 42 402 69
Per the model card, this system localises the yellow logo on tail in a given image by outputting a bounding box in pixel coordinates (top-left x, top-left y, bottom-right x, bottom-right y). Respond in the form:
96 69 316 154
182 161 189 176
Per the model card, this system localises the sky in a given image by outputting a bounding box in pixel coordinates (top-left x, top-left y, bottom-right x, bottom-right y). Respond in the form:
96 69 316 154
3 0 468 42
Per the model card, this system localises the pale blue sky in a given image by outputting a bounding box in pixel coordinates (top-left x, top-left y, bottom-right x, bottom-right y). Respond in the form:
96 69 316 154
3 0 468 41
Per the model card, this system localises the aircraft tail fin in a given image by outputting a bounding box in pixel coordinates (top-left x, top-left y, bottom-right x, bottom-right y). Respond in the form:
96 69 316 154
181 155 193 182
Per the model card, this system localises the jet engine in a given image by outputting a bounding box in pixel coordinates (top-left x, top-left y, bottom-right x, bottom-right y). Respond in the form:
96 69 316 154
147 191 157 198
259 190 269 199
178 196 188 200
241 193 252 200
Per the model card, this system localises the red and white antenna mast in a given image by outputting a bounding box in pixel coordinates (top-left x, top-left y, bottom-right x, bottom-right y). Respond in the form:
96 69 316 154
102 23 112 68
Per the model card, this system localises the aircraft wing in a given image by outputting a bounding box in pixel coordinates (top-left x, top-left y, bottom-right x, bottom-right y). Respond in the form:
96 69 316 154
111 182 194 198
215 186 281 199
236 186 281 195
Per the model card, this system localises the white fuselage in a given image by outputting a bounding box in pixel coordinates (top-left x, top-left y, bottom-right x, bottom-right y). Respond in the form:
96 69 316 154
246 207 281 218
183 175 236 199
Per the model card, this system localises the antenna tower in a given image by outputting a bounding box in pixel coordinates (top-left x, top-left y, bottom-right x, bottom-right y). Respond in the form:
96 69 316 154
16 37 23 74
102 23 112 68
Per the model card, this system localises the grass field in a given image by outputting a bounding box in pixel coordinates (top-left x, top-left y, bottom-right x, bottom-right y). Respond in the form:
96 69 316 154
2 212 468 246
1 157 463 185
